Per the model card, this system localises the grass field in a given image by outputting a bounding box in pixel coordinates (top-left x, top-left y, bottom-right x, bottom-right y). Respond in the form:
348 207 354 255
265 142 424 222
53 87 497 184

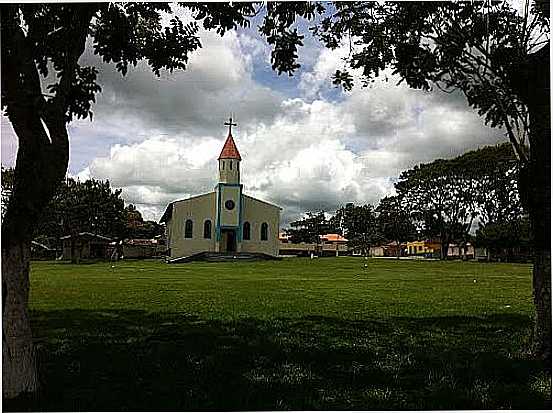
8 257 551 410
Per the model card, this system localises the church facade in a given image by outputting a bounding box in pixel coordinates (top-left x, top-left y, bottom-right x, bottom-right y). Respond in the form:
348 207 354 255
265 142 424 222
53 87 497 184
160 120 281 259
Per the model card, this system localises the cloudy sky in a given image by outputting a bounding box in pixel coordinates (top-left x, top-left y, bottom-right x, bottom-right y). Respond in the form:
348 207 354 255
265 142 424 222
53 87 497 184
1 6 506 225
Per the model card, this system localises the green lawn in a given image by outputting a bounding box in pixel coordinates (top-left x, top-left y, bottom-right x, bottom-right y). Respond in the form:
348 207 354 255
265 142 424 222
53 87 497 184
9 258 551 410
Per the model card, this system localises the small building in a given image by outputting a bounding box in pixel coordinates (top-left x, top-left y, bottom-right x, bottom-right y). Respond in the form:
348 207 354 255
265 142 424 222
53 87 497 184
447 243 475 259
278 233 349 257
120 238 167 258
160 118 281 260
406 240 441 258
406 240 476 259
60 232 113 261
31 240 59 260
320 233 349 256
369 245 385 257
383 242 407 257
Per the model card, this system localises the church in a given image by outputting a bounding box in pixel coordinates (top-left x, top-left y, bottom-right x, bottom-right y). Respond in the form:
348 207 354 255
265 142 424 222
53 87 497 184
160 118 281 260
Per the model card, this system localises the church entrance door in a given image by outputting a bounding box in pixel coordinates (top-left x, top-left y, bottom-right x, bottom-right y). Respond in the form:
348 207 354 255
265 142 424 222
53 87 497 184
222 229 237 253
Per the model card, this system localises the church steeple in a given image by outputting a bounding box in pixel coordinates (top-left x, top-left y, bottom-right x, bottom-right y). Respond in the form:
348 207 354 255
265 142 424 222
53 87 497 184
218 116 241 184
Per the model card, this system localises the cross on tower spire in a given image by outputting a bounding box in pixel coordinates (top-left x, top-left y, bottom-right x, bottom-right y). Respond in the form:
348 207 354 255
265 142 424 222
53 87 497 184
224 115 237 136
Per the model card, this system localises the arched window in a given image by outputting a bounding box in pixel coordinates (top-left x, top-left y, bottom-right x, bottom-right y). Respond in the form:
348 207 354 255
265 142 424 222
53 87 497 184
184 219 193 239
229 160 233 170
261 222 268 241
243 222 251 240
203 220 212 239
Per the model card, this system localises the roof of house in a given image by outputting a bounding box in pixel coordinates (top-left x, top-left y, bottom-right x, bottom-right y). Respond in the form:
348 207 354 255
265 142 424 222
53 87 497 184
218 133 242 160
125 238 157 246
31 241 56 251
321 233 348 242
59 232 112 242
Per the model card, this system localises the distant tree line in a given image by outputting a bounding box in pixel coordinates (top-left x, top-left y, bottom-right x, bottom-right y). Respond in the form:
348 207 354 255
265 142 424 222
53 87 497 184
1 168 164 254
285 142 527 261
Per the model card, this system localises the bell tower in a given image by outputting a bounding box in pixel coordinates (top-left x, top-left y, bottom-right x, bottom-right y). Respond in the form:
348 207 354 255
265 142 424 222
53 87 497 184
218 117 241 184
215 116 243 252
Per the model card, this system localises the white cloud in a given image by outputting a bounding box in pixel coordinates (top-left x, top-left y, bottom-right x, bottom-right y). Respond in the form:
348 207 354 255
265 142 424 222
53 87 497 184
2 12 507 225
298 45 350 99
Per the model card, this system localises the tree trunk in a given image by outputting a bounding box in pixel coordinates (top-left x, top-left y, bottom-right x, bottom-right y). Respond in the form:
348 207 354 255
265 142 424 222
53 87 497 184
528 46 550 363
70 237 77 264
1 74 70 399
440 237 450 260
1 5 94 399
515 44 551 362
2 241 38 399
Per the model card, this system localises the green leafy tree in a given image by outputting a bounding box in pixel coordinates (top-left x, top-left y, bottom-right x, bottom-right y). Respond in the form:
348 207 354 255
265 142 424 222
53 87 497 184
123 204 165 240
125 204 144 232
475 217 531 262
452 143 522 259
463 144 527 261
467 144 524 228
334 203 382 256
1 166 15 218
395 157 480 260
286 211 335 247
57 178 127 263
376 196 416 259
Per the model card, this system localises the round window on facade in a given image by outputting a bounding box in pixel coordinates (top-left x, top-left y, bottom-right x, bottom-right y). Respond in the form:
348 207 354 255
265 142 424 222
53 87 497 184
225 200 235 210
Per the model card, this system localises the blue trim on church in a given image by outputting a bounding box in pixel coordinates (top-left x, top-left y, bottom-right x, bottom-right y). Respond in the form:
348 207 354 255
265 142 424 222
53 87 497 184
215 183 243 243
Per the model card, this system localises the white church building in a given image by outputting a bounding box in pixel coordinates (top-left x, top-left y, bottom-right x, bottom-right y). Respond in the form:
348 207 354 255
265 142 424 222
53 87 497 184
160 118 281 260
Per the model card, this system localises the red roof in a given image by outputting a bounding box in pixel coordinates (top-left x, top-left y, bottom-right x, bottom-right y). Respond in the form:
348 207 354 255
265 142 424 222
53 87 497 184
321 233 348 242
218 133 241 160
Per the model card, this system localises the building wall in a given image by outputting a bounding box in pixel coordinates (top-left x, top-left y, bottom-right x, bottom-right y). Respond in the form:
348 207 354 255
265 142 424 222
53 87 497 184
218 159 240 184
240 195 280 256
406 240 439 256
167 192 280 258
168 192 217 258
447 244 475 258
369 246 384 257
217 184 242 228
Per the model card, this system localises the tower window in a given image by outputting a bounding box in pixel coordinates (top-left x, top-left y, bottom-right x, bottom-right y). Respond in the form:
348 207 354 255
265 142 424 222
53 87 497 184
222 161 225 170
261 222 268 241
203 220 212 239
184 219 193 239
230 161 233 170
243 222 251 240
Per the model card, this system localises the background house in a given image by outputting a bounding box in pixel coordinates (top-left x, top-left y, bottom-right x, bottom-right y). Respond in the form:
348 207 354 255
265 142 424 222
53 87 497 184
279 233 349 257
61 232 112 262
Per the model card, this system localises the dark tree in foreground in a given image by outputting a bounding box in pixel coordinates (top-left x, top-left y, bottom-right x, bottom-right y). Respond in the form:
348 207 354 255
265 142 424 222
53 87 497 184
300 1 549 360
0 3 243 399
1 3 325 397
